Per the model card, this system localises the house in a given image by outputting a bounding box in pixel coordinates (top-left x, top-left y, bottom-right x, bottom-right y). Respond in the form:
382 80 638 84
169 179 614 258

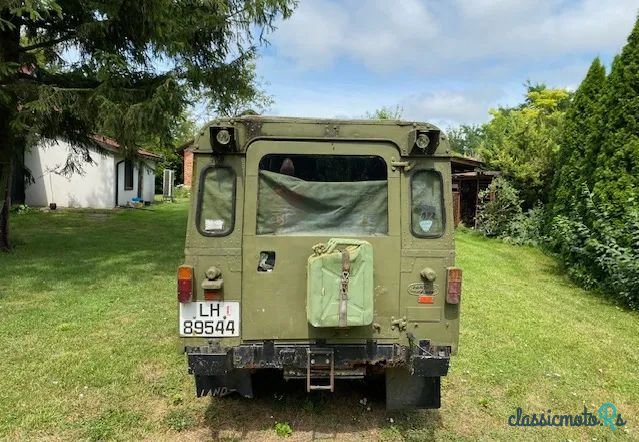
450 156 499 227
22 135 162 209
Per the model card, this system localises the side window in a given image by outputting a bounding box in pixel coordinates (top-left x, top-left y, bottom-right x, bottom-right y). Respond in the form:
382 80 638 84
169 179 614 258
411 170 444 237
197 167 235 236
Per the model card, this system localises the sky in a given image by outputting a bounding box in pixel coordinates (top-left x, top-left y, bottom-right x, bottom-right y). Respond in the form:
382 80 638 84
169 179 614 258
253 0 639 128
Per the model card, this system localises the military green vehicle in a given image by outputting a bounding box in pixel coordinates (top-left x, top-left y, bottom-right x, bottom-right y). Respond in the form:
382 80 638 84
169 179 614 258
177 116 462 409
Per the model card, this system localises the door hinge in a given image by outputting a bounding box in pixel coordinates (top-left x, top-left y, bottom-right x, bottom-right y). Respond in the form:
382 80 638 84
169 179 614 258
390 157 415 171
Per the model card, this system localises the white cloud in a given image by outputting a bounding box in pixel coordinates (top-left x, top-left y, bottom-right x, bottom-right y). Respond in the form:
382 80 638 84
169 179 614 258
272 0 639 73
259 0 639 126
262 80 501 128
400 88 503 127
271 0 438 71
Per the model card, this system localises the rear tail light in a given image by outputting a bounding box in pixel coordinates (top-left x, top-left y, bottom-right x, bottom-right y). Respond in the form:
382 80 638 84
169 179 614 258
177 265 193 303
446 267 462 304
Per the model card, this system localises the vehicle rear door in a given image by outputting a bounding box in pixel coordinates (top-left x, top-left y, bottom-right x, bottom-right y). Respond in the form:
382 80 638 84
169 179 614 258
241 140 401 341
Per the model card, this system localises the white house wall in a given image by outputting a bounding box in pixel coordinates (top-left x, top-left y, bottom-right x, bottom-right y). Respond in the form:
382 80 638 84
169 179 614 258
116 160 156 206
142 165 155 202
25 141 116 209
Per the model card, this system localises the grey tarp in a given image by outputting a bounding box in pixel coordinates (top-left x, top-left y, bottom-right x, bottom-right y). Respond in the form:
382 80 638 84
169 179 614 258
257 170 388 235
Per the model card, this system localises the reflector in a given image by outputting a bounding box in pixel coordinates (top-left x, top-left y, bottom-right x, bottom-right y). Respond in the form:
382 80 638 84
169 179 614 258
418 295 434 304
204 290 223 301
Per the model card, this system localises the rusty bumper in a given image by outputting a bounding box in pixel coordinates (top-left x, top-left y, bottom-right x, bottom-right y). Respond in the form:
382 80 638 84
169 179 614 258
186 341 450 378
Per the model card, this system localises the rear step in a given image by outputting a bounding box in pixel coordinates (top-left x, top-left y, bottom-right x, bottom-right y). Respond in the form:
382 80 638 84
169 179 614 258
306 349 335 392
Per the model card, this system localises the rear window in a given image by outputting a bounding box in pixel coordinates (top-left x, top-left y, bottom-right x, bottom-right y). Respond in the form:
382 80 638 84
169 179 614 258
411 170 444 237
256 154 388 236
197 167 235 236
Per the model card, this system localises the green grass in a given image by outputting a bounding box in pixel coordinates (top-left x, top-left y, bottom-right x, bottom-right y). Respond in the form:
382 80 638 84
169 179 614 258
0 202 638 441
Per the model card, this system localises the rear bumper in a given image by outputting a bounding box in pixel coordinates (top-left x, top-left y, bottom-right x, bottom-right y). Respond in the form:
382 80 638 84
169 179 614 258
185 340 450 378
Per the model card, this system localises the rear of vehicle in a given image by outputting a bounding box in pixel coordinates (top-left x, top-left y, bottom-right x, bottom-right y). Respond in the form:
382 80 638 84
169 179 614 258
178 117 461 409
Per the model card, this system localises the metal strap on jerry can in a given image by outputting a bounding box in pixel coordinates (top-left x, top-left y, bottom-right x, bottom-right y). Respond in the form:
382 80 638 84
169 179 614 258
339 249 351 328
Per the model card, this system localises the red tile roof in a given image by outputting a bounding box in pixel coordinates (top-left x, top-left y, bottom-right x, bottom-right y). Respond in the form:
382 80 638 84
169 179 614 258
90 135 163 161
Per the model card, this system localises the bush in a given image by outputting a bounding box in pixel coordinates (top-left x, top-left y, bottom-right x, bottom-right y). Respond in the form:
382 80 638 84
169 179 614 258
547 186 639 308
476 177 522 237
475 177 547 247
11 204 32 215
174 184 191 199
475 177 544 245
503 204 546 246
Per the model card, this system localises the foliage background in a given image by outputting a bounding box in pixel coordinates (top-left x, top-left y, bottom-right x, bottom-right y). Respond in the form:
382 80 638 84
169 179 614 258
470 19 639 309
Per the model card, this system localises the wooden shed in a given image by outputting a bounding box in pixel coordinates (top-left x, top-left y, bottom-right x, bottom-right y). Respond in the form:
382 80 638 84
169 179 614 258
450 157 499 227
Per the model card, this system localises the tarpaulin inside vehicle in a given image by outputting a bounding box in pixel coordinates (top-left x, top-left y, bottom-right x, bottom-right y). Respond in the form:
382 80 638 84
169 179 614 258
256 170 388 236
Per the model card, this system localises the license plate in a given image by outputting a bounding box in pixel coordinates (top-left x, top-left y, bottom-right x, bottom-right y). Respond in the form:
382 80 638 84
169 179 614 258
179 301 239 337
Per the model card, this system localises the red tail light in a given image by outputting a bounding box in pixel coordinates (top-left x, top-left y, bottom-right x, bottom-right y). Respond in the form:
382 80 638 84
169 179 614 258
446 267 462 304
177 265 193 303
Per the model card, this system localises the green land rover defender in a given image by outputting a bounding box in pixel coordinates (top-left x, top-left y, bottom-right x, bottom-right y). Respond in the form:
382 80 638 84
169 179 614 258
177 116 462 409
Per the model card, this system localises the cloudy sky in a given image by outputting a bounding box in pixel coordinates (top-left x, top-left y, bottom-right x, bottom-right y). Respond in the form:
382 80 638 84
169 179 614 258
254 0 639 128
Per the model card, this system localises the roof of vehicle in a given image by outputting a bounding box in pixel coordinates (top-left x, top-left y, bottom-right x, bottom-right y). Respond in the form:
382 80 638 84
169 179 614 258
194 115 450 157
212 115 440 126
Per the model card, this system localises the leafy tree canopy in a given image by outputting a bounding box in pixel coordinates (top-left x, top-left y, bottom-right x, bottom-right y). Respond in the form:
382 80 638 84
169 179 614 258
365 105 403 120
446 124 483 157
0 0 296 249
478 87 571 208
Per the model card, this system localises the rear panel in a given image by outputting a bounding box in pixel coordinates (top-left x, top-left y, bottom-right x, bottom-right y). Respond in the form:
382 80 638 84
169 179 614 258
181 117 459 355
241 140 401 341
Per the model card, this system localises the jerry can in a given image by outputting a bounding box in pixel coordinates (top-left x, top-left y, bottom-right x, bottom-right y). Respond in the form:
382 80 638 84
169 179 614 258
307 238 374 328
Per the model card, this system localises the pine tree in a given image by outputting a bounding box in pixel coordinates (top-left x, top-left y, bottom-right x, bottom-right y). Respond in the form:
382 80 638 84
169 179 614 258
0 0 295 250
550 57 606 217
593 17 639 218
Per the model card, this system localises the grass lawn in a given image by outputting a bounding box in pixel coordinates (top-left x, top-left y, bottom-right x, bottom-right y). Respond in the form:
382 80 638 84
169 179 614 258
0 201 638 441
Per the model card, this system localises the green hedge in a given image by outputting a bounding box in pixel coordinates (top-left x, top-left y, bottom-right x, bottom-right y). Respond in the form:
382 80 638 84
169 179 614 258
547 186 639 309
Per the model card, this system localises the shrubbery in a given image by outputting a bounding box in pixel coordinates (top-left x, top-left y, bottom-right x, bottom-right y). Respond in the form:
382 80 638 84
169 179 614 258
475 177 543 246
547 187 639 308
174 184 191 199
471 18 639 310
476 179 639 308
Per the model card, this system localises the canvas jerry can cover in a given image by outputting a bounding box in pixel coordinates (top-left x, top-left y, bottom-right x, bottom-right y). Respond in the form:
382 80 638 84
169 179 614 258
307 239 374 328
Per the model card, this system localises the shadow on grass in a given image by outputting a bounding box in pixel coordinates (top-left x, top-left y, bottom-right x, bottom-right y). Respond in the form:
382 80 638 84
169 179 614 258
203 371 441 440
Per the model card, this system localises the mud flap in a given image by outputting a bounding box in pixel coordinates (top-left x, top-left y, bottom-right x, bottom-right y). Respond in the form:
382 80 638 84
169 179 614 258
194 369 253 398
385 367 441 410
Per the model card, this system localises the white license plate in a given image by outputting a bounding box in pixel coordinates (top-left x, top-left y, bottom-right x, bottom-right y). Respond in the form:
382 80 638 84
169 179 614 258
179 301 239 337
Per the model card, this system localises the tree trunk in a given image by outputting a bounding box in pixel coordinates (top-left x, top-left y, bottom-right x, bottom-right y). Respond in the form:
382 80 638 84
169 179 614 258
0 11 21 251
0 158 13 251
